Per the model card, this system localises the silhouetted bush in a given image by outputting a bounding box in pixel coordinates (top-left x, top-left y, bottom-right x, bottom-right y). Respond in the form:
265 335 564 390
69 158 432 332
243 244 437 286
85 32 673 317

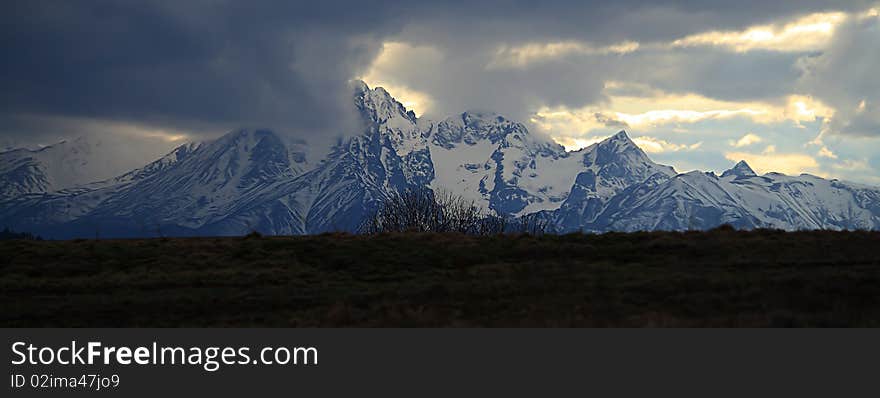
244 230 263 239
710 224 736 233
359 188 548 235
509 212 552 235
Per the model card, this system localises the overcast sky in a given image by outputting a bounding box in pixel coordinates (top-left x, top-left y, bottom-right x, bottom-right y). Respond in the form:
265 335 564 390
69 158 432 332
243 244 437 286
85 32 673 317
2 0 879 184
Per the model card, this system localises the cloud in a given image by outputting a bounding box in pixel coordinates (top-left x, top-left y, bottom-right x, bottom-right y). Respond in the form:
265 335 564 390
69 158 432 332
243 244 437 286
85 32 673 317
731 133 763 147
832 158 872 171
528 83 834 140
358 42 441 116
818 146 838 158
2 0 877 189
486 9 851 72
671 11 847 52
551 133 701 152
0 1 406 147
724 150 821 176
487 40 639 69
797 7 880 137
632 136 703 153
0 113 190 171
356 1 871 125
552 136 609 151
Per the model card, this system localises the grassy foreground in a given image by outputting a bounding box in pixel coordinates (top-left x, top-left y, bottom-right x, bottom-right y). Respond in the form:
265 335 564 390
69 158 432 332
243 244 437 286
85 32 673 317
2 229 880 327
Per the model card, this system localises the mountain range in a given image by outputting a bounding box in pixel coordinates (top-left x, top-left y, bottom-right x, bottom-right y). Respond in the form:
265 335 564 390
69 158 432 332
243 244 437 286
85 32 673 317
2 82 879 238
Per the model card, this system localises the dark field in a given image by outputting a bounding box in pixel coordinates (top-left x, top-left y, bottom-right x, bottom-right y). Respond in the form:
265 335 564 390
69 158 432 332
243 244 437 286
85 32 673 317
2 229 880 327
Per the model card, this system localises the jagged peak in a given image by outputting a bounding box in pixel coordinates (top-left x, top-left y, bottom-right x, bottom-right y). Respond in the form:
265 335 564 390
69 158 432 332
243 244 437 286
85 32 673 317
351 80 396 104
721 160 757 178
573 130 676 176
349 79 369 93
352 81 416 125
611 130 631 140
596 130 638 153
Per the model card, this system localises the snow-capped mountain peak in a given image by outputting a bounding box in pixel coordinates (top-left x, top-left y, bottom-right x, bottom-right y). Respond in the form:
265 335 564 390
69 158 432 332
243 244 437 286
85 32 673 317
0 135 154 199
2 85 878 238
354 81 417 125
722 160 757 178
590 130 647 159
353 81 424 159
579 130 674 175
551 130 679 231
607 130 636 147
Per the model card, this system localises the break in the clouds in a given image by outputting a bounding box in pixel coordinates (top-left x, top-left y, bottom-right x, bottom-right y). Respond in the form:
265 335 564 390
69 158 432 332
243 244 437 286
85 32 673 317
1 0 878 184
361 1 880 184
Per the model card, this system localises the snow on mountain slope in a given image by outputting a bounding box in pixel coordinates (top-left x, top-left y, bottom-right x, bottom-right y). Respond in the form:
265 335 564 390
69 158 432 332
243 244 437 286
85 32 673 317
592 170 760 232
189 83 433 235
589 162 880 232
426 111 577 216
2 81 879 238
0 129 313 238
0 83 431 237
729 173 879 230
82 130 301 232
293 83 434 233
83 141 204 189
0 140 202 230
354 81 433 186
551 131 678 232
721 160 757 178
301 133 419 233
353 81 422 154
0 151 50 200
0 136 143 199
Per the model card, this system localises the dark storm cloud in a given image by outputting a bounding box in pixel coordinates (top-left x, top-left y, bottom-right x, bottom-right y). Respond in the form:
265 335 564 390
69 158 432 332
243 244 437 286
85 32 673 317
368 0 869 123
0 0 871 146
798 13 880 136
403 0 867 47
0 0 404 143
614 48 806 101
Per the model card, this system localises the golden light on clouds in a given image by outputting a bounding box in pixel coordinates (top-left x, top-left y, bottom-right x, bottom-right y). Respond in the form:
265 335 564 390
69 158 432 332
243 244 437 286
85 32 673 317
611 108 766 128
481 6 876 71
363 80 434 117
552 136 607 151
487 40 640 69
27 113 191 143
632 136 703 153
359 42 438 116
354 4 879 181
671 11 847 52
859 7 880 20
530 83 834 145
818 146 838 159
552 134 701 153
786 95 835 125
731 133 763 148
94 122 189 142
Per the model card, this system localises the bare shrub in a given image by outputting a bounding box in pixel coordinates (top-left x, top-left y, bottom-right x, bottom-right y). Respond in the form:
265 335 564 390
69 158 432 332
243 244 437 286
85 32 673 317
507 212 552 235
360 188 548 235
